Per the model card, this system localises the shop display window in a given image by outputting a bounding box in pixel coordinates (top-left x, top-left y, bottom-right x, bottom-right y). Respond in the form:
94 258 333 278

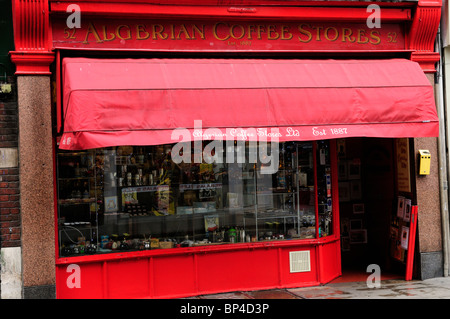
57 141 334 257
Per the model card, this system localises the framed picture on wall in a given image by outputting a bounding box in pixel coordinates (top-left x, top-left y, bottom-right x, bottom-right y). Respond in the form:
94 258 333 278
353 203 365 214
350 229 367 244
348 160 361 180
339 182 350 202
397 196 405 218
401 226 409 250
350 180 362 200
403 199 411 222
337 139 346 158
338 161 348 180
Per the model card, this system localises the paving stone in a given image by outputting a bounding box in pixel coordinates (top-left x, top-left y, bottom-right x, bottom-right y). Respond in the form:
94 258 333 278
244 289 300 299
184 277 450 299
288 286 352 299
198 292 252 299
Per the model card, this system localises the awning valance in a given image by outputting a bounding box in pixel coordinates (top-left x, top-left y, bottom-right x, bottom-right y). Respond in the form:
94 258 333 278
60 58 439 150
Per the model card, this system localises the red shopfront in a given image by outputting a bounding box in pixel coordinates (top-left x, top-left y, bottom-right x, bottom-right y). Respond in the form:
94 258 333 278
10 0 441 299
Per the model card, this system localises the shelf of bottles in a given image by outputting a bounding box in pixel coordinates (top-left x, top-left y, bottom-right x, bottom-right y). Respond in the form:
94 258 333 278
244 142 301 241
57 150 100 256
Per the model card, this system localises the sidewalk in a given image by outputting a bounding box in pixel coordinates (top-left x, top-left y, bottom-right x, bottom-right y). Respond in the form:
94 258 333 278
191 277 450 299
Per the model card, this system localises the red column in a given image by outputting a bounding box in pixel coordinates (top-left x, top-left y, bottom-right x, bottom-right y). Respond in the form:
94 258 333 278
409 0 442 73
9 0 54 75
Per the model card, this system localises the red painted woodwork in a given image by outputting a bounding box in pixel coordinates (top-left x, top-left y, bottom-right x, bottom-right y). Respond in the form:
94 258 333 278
405 206 418 281
10 0 54 74
49 0 416 7
51 19 407 52
9 51 54 75
56 237 341 299
56 140 341 299
10 0 441 73
49 2 411 22
408 0 442 72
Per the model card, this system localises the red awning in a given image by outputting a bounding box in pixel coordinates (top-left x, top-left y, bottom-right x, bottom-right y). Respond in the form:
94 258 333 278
60 58 439 150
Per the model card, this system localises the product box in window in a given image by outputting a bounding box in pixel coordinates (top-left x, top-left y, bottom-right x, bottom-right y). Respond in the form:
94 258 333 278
176 206 193 215
159 241 174 249
193 201 216 214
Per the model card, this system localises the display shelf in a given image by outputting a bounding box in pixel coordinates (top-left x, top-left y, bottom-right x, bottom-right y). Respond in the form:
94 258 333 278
57 150 100 257
58 198 96 205
58 176 93 181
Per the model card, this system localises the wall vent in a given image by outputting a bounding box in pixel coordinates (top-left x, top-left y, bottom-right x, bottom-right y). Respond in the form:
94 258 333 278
289 251 311 273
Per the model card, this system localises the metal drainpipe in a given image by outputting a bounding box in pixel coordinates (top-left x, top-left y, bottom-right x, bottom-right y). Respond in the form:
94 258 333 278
436 26 450 277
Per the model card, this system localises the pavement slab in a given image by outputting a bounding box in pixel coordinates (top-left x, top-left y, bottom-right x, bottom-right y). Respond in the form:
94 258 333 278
198 292 253 299
187 277 450 299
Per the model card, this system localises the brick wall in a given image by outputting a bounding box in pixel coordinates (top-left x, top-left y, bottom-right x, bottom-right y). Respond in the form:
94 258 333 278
0 81 20 248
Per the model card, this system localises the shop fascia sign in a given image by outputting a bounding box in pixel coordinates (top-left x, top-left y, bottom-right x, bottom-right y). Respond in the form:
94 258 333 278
53 18 405 51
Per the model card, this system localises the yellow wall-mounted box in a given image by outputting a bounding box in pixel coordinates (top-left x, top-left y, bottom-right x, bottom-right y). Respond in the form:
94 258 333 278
419 150 431 175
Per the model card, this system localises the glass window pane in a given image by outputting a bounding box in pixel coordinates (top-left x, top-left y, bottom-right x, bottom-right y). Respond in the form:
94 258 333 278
316 140 333 237
297 142 316 239
57 141 333 256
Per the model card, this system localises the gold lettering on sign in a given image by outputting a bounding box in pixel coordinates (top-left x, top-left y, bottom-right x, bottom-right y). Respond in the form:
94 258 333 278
387 32 397 43
63 27 77 39
324 27 338 41
192 24 205 40
267 25 279 40
341 28 355 43
83 22 103 43
177 24 191 39
357 29 369 44
152 24 168 40
298 24 312 43
72 21 397 48
370 30 381 45
102 25 115 41
280 25 293 40
312 26 323 41
136 24 150 40
213 22 229 40
116 25 132 40
256 25 266 40
230 24 245 40
247 25 255 39
169 24 176 40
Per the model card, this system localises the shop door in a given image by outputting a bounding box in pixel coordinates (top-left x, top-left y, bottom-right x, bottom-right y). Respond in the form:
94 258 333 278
338 138 401 277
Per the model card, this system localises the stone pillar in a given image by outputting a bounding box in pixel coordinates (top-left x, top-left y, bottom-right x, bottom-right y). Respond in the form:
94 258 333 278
409 0 443 279
414 137 443 279
9 0 56 298
17 76 55 298
413 72 443 279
